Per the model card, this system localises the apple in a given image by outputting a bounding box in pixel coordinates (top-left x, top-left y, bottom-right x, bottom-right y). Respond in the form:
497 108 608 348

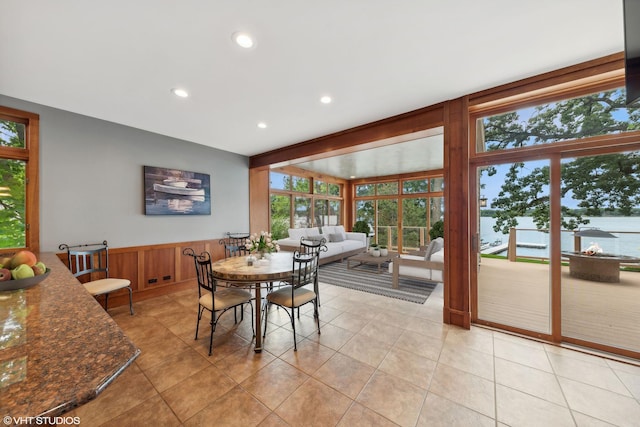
10 250 37 268
0 268 11 282
0 256 11 268
35 261 46 273
11 264 35 280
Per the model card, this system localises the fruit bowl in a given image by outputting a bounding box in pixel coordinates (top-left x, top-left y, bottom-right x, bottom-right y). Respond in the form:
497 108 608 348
0 268 51 291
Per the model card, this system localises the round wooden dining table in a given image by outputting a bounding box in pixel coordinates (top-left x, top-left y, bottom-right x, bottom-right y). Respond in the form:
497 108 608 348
210 251 294 352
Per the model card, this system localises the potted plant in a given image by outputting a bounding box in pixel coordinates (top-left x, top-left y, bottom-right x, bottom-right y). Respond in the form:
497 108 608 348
370 243 380 257
379 245 388 256
354 220 372 248
429 220 444 240
353 220 371 236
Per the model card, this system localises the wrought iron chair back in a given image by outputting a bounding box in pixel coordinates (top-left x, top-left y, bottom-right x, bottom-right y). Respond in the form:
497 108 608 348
298 237 327 305
299 236 328 256
58 240 134 315
263 249 321 350
219 232 250 258
182 247 253 355
291 250 320 289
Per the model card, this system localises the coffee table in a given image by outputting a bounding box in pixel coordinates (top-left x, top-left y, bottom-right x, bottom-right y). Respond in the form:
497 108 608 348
347 251 397 273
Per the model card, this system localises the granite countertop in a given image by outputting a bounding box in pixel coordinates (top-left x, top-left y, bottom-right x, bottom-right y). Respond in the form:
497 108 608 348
0 252 140 418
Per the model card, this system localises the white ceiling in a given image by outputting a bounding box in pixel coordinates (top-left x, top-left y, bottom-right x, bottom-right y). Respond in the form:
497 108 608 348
0 1 624 177
279 131 445 179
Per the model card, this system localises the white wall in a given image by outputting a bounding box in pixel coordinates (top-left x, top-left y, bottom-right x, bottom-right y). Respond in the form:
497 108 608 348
1 95 250 251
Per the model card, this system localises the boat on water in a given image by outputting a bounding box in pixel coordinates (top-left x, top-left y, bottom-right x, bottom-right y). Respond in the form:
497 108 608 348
153 183 205 197
163 178 189 188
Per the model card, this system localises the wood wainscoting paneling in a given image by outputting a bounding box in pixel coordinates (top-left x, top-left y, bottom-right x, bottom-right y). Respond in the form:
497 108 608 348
56 238 222 308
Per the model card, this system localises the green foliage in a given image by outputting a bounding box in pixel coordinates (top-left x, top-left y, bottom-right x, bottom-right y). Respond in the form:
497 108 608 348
429 220 444 240
482 89 640 233
0 120 27 249
270 216 289 240
353 220 371 236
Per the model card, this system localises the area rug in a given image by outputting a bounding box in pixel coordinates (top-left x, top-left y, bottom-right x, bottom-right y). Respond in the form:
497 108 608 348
318 260 437 304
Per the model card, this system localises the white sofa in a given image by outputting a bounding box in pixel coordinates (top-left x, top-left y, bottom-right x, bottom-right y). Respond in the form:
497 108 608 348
388 237 444 288
276 226 367 265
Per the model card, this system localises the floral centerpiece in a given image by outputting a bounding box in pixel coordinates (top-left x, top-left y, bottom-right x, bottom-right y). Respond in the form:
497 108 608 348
245 231 280 257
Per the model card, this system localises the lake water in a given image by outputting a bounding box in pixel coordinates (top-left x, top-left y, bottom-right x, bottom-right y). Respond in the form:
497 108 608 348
480 216 640 258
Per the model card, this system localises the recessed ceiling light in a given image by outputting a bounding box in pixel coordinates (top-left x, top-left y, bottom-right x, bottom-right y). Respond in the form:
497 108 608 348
232 32 255 48
350 175 356 179
257 122 267 129
320 95 332 104
171 88 189 98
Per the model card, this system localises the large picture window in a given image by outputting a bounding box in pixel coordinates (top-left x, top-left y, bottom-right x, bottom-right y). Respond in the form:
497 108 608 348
269 171 344 239
354 175 443 252
0 107 39 252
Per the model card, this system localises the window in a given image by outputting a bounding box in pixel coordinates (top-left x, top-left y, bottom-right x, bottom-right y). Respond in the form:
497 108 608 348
314 180 327 194
403 179 428 194
354 175 443 251
269 172 290 190
269 170 344 234
0 106 39 252
476 88 640 153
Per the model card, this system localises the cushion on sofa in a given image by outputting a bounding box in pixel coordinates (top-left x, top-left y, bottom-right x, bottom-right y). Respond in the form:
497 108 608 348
329 233 345 242
288 228 307 241
321 225 336 235
306 227 322 237
305 235 326 244
334 225 347 239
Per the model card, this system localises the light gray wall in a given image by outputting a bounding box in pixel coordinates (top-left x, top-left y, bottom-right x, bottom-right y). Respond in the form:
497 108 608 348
1 95 250 252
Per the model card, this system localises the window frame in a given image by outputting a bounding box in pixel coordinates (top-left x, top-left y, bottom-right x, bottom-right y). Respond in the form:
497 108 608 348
0 105 40 254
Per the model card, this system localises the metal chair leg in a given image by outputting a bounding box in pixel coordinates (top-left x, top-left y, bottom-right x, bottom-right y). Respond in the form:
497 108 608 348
127 287 134 315
291 310 298 351
195 306 204 340
263 303 270 338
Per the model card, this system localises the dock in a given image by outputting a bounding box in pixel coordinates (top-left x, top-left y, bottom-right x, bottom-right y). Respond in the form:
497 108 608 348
481 242 547 255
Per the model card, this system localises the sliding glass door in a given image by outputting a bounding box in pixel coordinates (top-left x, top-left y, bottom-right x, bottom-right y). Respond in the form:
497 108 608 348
560 152 640 354
476 160 552 334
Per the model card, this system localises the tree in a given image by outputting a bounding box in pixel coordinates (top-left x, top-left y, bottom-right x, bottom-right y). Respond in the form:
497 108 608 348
482 89 640 234
0 120 26 248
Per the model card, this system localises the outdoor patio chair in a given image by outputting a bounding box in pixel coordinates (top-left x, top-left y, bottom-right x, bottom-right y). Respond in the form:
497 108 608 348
389 237 444 288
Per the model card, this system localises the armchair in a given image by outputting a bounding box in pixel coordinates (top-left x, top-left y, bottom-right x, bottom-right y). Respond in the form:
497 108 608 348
389 238 444 289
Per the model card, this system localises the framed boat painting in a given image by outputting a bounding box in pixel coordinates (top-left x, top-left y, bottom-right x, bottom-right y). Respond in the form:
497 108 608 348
144 166 211 215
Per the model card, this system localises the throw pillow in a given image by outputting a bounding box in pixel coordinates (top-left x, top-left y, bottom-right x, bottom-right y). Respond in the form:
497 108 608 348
306 227 321 237
334 225 347 239
288 228 307 241
329 233 345 242
322 225 336 236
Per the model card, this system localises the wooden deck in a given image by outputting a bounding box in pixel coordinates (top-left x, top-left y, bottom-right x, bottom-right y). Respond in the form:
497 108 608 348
477 257 640 354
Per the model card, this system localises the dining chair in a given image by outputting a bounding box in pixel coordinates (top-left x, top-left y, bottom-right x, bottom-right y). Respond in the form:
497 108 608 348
219 232 250 258
263 250 321 350
299 236 327 306
183 248 254 356
59 240 134 315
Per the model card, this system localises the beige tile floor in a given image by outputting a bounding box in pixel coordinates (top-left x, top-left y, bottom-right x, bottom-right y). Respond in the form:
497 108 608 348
68 281 640 426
